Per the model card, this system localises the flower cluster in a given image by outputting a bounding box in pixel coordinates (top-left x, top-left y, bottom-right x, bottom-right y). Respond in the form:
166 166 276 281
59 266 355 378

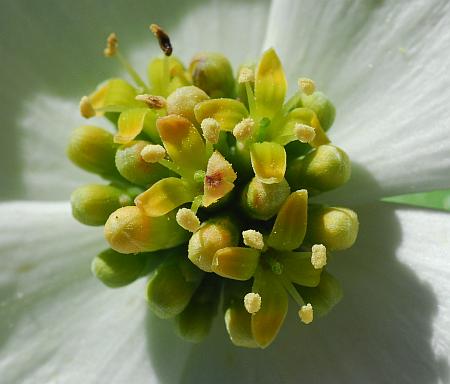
67 25 359 349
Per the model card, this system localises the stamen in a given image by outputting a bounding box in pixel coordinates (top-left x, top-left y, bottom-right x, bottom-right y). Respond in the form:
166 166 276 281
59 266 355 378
201 118 221 144
238 67 255 84
233 118 255 142
294 123 316 143
79 96 95 118
135 94 167 109
140 144 166 163
244 292 261 314
298 77 316 95
150 24 173 56
104 32 118 57
242 229 264 250
298 303 314 324
311 244 327 269
176 208 201 232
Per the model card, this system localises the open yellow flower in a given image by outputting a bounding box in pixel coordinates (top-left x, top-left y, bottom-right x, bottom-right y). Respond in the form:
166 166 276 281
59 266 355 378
0 0 449 383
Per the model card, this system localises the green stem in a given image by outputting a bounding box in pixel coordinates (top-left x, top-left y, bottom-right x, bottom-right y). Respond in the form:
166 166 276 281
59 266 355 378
191 195 203 214
116 51 149 92
279 273 305 307
245 82 256 118
157 159 187 178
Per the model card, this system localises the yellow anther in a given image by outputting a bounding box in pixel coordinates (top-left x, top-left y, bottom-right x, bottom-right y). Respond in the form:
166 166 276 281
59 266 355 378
79 96 95 118
140 144 166 163
201 118 221 144
311 244 327 269
298 77 316 95
104 32 118 57
238 67 255 84
244 292 262 314
242 229 264 250
135 94 167 109
294 123 316 143
176 208 201 232
232 118 255 142
298 303 314 324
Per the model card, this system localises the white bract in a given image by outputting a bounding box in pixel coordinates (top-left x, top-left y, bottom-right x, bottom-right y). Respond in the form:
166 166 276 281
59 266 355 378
0 1 449 383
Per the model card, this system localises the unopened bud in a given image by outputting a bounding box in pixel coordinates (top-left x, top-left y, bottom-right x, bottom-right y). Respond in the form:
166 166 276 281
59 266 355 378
189 52 235 98
300 92 336 131
307 206 359 251
166 86 209 124
92 248 146 288
71 184 132 226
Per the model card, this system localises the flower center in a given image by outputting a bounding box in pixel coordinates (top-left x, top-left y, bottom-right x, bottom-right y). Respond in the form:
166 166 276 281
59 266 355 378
67 24 359 349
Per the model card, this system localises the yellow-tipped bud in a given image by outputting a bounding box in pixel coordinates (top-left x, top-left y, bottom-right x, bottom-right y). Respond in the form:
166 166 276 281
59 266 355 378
104 206 188 254
244 292 261 314
242 230 264 250
307 206 359 251
200 118 221 144
140 144 166 163
299 303 314 324
232 117 255 142
298 77 316 95
79 96 96 118
176 208 200 232
311 244 327 269
166 86 209 124
294 123 316 143
238 67 255 84
188 217 239 272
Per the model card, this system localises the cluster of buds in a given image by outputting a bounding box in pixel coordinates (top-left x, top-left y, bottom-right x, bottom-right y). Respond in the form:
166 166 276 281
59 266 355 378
67 25 359 348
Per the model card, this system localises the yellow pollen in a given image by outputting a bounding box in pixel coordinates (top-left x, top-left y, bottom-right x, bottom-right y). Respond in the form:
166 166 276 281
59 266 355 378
135 94 167 109
232 118 255 142
311 244 327 269
140 144 166 163
244 292 261 314
298 77 316 95
79 96 95 118
104 32 118 57
176 208 200 232
242 229 264 250
201 118 221 144
294 123 316 143
299 303 314 324
238 67 255 84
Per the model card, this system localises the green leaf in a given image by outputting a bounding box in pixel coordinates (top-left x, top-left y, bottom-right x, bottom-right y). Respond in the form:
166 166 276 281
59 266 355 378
254 48 287 119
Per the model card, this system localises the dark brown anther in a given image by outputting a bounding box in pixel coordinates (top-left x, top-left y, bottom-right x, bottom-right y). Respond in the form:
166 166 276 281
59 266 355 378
150 24 172 56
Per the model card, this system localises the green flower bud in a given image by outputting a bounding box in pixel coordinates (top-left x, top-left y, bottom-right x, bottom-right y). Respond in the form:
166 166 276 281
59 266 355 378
188 216 239 272
104 206 189 254
189 52 235 98
299 92 336 131
147 249 204 319
286 144 351 194
115 140 174 187
306 206 359 251
241 177 290 220
166 86 209 124
212 247 260 281
71 184 132 226
223 280 258 348
67 125 121 180
91 248 147 288
175 276 220 342
296 271 342 317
